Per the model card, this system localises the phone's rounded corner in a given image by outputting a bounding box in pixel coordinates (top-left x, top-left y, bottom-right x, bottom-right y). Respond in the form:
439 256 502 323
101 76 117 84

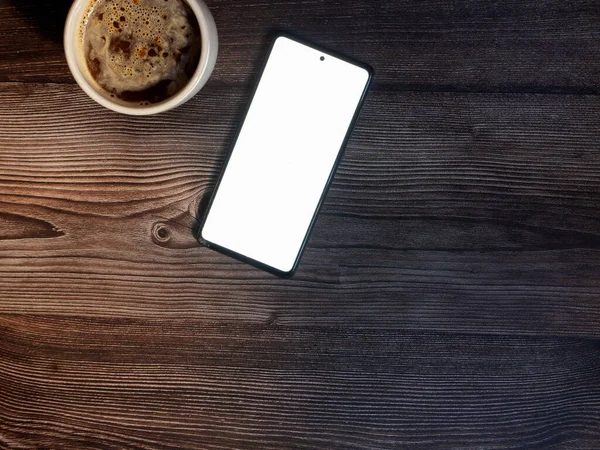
195 226 209 248
268 32 287 46
277 266 297 279
274 257 302 278
358 63 374 87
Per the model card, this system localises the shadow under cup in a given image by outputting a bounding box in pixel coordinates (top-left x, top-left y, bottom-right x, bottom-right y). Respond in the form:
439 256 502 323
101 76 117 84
64 0 218 115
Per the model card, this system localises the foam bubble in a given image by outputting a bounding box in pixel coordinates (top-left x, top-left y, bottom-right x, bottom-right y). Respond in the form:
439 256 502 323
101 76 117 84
81 0 200 101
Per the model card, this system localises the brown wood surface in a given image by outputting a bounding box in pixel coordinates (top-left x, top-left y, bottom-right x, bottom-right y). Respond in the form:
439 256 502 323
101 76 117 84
1 0 600 448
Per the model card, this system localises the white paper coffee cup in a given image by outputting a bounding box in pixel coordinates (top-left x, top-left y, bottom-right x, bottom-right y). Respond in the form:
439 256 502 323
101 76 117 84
64 0 218 115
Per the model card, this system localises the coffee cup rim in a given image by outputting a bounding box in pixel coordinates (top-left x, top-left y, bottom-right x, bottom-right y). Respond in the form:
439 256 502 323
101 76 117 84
64 0 218 115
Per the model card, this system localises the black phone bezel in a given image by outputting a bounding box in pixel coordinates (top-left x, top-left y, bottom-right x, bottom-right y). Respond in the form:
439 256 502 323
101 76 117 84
198 31 373 277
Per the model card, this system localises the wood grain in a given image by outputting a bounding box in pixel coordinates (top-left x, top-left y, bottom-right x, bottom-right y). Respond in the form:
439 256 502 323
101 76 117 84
1 82 600 339
0 314 599 449
2 0 600 93
1 0 600 448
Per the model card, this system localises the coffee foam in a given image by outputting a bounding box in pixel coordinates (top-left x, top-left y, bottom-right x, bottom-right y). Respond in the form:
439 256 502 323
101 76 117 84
80 0 199 99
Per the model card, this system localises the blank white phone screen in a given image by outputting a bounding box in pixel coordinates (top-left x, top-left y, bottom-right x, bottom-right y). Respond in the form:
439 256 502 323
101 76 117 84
201 36 370 273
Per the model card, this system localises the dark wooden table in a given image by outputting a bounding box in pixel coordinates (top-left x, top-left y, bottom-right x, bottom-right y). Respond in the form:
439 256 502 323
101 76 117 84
1 0 600 448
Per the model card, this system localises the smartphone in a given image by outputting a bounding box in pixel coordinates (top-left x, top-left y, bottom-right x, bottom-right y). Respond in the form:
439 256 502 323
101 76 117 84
199 33 372 277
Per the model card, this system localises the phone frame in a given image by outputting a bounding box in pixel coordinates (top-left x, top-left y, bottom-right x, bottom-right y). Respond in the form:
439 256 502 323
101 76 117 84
198 31 373 277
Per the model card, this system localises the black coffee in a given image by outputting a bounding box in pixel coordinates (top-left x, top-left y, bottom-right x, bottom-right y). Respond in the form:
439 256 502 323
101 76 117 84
80 0 201 105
